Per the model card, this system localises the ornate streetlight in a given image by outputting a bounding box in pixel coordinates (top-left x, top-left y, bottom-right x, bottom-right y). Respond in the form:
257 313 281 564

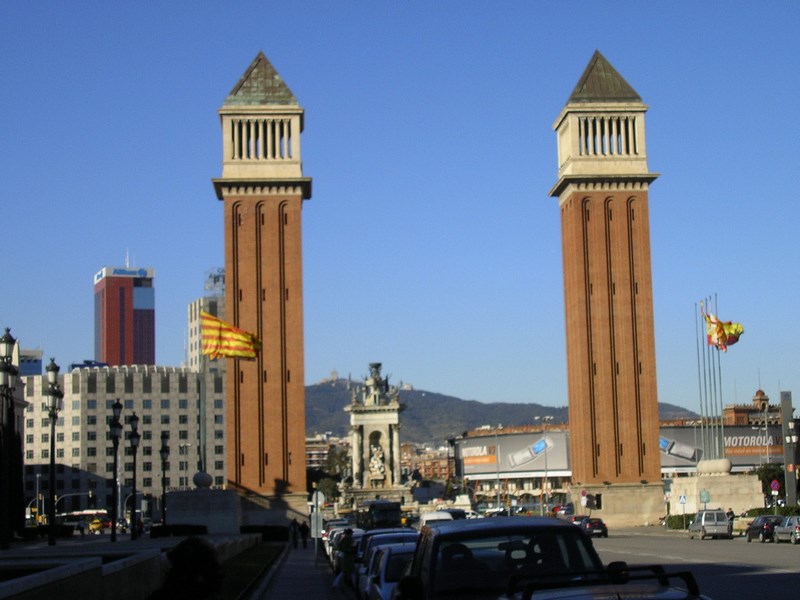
44 358 63 546
0 328 19 550
129 413 140 540
159 431 169 526
109 399 123 542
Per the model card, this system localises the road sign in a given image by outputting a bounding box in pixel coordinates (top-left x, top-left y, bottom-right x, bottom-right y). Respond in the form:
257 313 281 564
770 479 780 491
312 490 326 506
699 490 710 504
679 495 687 504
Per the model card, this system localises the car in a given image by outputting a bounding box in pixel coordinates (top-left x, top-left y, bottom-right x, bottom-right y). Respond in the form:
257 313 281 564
745 515 784 543
365 542 416 600
579 517 608 538
355 530 419 597
568 514 590 525
772 515 800 544
417 511 454 529
688 509 732 540
392 516 710 599
88 518 106 534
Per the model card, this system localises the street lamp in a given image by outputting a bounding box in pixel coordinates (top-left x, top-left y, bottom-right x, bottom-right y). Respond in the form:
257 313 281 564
44 358 63 546
536 416 554 516
159 431 169 526
0 328 19 550
109 399 123 542
785 421 799 507
129 412 140 539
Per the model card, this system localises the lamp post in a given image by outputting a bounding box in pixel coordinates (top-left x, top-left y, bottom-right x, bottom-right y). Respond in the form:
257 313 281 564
494 427 501 510
0 328 19 550
785 421 799 507
129 413 140 540
44 358 63 546
109 399 123 542
535 416 554 516
159 431 169 526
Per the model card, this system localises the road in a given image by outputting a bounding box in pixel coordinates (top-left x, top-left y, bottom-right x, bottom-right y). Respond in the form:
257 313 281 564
593 528 800 598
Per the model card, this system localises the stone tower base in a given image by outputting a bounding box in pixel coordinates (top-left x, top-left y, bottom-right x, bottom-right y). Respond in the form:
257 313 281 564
666 462 763 517
569 482 665 528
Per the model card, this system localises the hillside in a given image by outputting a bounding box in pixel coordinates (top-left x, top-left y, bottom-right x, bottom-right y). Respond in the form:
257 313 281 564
305 379 697 443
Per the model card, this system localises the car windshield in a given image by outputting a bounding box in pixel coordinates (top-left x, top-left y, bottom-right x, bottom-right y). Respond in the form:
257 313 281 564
432 528 603 596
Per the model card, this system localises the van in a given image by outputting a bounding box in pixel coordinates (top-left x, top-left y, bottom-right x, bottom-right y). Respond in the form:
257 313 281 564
688 509 732 540
418 511 455 528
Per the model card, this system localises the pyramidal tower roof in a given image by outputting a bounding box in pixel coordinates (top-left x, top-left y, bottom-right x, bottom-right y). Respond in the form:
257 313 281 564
224 52 298 106
567 50 641 103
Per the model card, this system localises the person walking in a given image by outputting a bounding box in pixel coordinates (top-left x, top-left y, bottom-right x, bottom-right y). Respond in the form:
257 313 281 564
289 518 299 549
332 528 356 590
299 520 310 549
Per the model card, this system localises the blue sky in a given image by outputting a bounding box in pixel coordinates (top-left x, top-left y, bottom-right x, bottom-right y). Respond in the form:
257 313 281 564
2 2 798 412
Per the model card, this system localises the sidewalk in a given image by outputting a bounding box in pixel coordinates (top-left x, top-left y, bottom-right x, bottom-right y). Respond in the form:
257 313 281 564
256 541 356 600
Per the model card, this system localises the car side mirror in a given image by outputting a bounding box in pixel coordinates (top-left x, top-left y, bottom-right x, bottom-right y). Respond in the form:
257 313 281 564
396 575 424 600
606 561 629 584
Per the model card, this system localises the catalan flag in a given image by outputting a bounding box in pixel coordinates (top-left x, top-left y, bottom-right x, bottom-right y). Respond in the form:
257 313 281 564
702 309 744 352
200 311 260 359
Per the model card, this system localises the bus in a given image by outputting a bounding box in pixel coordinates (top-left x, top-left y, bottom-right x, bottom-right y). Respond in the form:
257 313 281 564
355 500 402 530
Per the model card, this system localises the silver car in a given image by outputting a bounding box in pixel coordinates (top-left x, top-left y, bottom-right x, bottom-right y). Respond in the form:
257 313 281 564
773 515 800 544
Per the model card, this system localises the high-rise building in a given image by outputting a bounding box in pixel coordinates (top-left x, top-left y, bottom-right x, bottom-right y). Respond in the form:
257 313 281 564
93 266 156 366
212 52 311 513
549 51 661 487
22 365 226 519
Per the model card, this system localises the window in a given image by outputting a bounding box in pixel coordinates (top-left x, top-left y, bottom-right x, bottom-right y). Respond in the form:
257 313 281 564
179 476 189 487
161 399 170 410
72 448 80 457
25 434 33 444
143 399 152 410
56 433 64 442
26 450 33 459
143 415 152 425
87 431 96 441
106 373 115 393
214 415 224 424
87 399 97 410
143 477 152 487
161 416 170 425
41 418 49 427
26 419 33 428
214 399 223 409
41 433 49 443
142 446 152 456
56 449 64 457
179 415 188 424
215 476 224 486
143 462 152 472
72 432 80 441
179 430 189 440
179 461 189 471
41 449 49 459
214 460 224 470
87 415 97 425
143 374 152 393
124 399 133 410
214 445 224 455
178 374 188 393
71 401 81 410
72 416 80 426
214 430 224 440
179 398 188 410
143 431 152 440
124 462 134 472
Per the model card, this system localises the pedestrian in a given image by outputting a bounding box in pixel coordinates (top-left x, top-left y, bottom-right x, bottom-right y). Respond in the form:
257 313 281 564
299 520 310 549
289 518 299 548
332 528 356 590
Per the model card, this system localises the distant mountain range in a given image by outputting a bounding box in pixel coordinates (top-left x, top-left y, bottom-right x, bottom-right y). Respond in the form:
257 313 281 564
305 379 697 444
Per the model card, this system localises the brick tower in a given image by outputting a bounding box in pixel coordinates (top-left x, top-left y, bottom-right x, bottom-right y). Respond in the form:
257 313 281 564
549 51 661 496
213 53 311 515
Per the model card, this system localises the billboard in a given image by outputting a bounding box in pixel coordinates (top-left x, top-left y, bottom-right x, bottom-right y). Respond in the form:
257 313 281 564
457 431 570 478
457 425 784 478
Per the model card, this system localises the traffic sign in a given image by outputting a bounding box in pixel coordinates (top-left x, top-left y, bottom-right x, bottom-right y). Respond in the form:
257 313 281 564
679 495 687 504
770 479 780 491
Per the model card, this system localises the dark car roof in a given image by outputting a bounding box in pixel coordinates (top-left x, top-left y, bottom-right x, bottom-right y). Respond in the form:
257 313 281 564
421 515 579 538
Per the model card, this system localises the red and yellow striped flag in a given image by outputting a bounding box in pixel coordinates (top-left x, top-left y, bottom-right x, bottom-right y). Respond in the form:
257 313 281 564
200 311 260 359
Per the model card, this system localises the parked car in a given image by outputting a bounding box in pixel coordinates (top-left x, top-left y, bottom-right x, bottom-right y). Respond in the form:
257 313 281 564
417 511 454 529
745 515 784 543
88 518 106 534
579 517 608 538
689 509 732 540
355 530 419 597
365 542 416 600
568 514 590 525
393 516 710 599
772 515 800 544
